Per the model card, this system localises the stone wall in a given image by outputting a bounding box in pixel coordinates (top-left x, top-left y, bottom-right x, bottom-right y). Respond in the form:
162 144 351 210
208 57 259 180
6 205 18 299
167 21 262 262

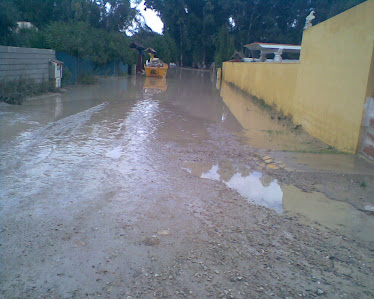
0 46 55 83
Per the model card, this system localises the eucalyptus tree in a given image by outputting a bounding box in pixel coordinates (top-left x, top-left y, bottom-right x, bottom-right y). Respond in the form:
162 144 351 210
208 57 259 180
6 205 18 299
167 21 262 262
145 0 228 67
3 0 366 67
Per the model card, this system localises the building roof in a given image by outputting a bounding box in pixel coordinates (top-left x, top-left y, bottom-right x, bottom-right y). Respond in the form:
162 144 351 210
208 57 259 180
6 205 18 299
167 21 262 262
49 59 64 65
244 42 301 53
130 41 145 50
146 47 157 54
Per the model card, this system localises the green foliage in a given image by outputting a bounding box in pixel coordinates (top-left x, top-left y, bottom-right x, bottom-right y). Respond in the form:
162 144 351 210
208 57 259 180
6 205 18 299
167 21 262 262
61 66 72 86
0 78 55 105
11 0 136 31
1 0 367 69
40 21 135 65
10 27 43 48
151 33 178 64
215 26 235 67
145 0 366 67
132 29 178 64
0 0 20 45
2 0 137 65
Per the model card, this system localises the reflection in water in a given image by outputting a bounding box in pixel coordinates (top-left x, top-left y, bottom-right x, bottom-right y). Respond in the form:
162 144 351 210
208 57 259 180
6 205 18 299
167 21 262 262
283 185 374 243
272 151 374 175
144 77 168 93
2 72 373 247
0 77 137 144
186 162 283 213
54 95 63 119
185 161 374 243
220 81 325 151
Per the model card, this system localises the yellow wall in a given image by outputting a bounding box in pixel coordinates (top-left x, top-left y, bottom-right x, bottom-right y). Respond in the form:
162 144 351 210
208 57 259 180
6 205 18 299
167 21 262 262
222 0 374 153
293 0 374 153
222 62 299 117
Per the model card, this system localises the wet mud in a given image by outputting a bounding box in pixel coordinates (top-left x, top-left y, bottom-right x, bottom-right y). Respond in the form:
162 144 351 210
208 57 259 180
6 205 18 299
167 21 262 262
1 69 374 298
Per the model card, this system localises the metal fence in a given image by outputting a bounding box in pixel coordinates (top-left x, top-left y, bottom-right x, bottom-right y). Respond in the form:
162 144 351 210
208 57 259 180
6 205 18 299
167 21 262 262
56 52 129 85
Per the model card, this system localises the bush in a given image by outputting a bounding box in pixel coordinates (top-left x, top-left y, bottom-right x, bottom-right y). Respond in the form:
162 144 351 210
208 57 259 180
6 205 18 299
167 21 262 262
0 78 56 105
62 66 72 86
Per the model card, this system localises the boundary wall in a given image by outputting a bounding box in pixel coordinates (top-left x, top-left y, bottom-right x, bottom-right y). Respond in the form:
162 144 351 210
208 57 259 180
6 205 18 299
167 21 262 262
222 62 299 118
0 46 55 83
222 0 374 154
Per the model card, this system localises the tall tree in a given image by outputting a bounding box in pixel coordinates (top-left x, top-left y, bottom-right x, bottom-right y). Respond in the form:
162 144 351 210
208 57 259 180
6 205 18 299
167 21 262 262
4 0 366 67
0 0 20 45
97 0 137 31
11 0 137 31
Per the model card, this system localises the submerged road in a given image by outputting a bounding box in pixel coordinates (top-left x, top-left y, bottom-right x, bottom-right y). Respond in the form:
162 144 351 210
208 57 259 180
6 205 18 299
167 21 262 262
1 69 374 298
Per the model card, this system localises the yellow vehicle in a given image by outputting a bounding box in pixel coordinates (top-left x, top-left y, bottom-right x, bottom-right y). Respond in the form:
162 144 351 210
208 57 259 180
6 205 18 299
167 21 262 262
145 64 169 78
144 47 168 78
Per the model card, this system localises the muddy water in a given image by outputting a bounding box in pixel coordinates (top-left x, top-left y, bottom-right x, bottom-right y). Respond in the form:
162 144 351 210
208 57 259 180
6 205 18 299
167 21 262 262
1 70 373 237
220 81 326 151
184 161 374 243
1 69 374 297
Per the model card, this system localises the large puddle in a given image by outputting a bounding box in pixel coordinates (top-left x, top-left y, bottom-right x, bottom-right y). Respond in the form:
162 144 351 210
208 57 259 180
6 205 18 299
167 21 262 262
184 161 374 243
1 70 373 244
220 81 328 152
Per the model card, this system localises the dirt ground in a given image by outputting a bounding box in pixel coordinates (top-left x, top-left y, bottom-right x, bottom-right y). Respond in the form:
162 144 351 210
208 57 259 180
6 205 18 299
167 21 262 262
1 70 373 298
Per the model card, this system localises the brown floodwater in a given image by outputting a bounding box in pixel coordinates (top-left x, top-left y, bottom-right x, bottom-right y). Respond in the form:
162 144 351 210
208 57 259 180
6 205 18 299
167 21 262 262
220 81 326 152
2 69 374 298
184 160 374 243
1 68 373 244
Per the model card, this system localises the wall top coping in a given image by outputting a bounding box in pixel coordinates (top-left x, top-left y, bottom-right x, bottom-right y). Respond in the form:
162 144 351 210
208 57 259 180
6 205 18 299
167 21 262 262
244 43 301 53
0 46 54 54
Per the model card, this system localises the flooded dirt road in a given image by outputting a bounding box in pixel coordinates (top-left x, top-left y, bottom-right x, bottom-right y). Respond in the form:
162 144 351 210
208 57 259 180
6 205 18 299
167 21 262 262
1 69 374 298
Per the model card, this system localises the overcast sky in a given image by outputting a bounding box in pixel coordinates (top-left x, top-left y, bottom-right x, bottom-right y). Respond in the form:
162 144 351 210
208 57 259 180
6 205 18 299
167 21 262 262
137 0 164 34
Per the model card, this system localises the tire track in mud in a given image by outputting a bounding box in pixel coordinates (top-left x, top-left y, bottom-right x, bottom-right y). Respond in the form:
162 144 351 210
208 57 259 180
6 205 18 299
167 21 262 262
0 102 108 172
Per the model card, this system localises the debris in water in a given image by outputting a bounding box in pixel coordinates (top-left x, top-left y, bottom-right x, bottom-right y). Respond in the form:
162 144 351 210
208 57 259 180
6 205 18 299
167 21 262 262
144 237 160 246
278 162 287 168
267 164 279 170
74 240 86 246
157 229 171 236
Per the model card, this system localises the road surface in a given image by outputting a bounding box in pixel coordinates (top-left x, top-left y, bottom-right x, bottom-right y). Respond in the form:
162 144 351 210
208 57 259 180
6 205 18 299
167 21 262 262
1 69 374 298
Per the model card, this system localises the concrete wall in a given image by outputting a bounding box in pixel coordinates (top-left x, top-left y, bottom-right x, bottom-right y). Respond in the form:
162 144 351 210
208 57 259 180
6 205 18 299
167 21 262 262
293 0 374 153
222 62 299 117
0 46 55 83
222 0 374 154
